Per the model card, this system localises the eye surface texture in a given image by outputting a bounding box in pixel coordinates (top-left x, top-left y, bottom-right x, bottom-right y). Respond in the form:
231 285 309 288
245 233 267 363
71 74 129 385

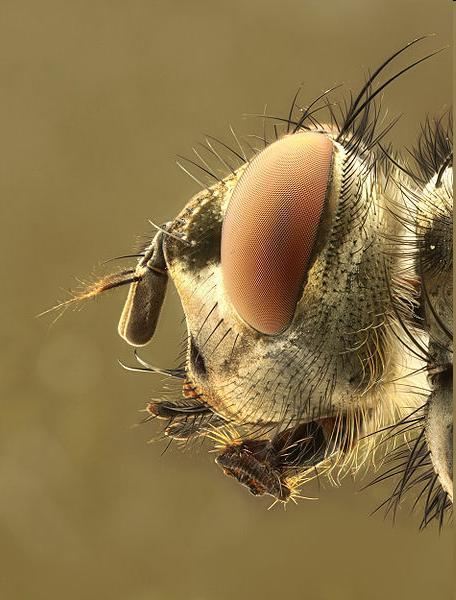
221 131 334 334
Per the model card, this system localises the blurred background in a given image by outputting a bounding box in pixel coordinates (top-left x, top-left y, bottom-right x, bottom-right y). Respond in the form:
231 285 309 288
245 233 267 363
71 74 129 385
0 1 452 599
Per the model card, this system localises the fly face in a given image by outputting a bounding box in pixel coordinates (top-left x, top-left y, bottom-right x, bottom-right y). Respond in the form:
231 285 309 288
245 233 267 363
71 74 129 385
115 41 439 501
163 130 399 430
57 38 448 507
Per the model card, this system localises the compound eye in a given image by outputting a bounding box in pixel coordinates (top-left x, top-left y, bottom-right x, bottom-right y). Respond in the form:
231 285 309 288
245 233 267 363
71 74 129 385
221 131 333 335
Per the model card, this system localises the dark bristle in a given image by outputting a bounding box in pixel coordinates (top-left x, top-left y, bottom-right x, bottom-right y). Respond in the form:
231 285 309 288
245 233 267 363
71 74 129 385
410 112 452 182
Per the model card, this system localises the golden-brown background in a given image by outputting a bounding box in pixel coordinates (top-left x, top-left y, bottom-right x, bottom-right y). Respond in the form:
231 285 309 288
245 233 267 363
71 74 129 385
1 1 452 599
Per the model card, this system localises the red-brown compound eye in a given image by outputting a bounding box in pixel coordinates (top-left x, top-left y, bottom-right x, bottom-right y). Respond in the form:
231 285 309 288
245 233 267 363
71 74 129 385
221 131 334 335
